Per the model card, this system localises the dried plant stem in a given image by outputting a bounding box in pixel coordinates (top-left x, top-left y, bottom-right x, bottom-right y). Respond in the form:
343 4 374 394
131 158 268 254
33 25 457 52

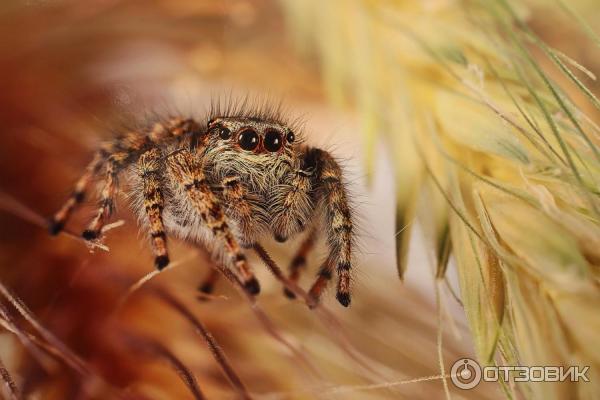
0 298 126 400
114 251 199 313
154 289 252 400
435 281 452 400
252 244 388 382
209 259 322 378
0 316 87 376
0 191 109 251
0 282 90 376
0 354 20 400
0 304 54 372
250 373 455 399
123 333 205 400
251 244 313 305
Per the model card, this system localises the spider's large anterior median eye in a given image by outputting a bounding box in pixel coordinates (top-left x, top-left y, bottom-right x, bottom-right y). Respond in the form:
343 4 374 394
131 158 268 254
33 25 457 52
264 129 283 152
238 128 259 151
286 130 295 143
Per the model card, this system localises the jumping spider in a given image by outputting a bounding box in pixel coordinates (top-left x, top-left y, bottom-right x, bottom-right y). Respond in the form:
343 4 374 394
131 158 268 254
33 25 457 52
48 105 354 307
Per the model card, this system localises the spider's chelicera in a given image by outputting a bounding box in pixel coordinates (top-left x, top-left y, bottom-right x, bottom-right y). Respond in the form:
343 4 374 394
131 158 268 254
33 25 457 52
48 105 355 307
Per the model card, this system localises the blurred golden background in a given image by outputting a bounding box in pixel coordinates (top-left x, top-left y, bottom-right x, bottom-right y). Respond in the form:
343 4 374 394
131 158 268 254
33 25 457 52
0 1 598 399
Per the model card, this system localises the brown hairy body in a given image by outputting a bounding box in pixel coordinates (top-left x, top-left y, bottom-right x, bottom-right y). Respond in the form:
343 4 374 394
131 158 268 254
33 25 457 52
49 103 355 307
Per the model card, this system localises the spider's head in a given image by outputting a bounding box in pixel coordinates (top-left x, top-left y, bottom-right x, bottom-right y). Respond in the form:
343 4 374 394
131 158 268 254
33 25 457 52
206 117 296 155
203 116 300 189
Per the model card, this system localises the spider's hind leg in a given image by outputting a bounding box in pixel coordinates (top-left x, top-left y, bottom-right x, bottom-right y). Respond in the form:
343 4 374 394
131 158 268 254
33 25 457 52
48 150 105 235
81 153 124 240
308 255 335 307
81 131 155 241
284 225 318 299
198 268 220 296
50 118 204 242
49 129 154 237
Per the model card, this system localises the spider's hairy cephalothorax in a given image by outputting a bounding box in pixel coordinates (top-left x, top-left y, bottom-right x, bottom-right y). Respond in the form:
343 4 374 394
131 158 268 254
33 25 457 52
49 106 355 307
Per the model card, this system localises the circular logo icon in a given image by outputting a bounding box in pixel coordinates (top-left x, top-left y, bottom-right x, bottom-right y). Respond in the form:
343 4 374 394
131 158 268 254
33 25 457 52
451 358 482 390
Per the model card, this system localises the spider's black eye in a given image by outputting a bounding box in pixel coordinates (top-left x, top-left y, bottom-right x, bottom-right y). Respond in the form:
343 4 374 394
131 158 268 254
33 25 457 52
238 128 259 151
264 129 283 152
286 130 295 143
218 127 231 140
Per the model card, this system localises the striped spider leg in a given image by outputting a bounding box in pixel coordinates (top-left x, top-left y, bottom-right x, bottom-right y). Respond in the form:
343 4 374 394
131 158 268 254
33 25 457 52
304 148 354 307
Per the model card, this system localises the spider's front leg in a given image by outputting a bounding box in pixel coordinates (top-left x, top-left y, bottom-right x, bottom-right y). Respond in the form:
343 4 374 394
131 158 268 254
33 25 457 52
196 175 261 296
166 149 260 295
305 148 354 307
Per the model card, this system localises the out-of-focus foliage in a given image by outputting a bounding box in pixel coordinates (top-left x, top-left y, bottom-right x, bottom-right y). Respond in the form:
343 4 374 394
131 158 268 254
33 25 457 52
280 0 600 399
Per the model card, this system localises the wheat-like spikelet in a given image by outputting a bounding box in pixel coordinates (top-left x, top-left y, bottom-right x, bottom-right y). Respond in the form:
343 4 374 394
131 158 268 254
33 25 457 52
280 1 600 399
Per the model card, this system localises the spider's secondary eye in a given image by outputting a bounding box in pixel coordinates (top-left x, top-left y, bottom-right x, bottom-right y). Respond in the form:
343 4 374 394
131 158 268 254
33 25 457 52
238 128 259 151
264 129 283 152
218 127 231 140
286 130 295 143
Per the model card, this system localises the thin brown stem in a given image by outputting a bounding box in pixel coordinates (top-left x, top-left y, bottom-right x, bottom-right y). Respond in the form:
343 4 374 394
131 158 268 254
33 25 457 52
0 283 90 376
0 348 21 400
154 289 252 400
209 262 321 378
252 244 387 382
123 333 205 400
0 191 109 251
